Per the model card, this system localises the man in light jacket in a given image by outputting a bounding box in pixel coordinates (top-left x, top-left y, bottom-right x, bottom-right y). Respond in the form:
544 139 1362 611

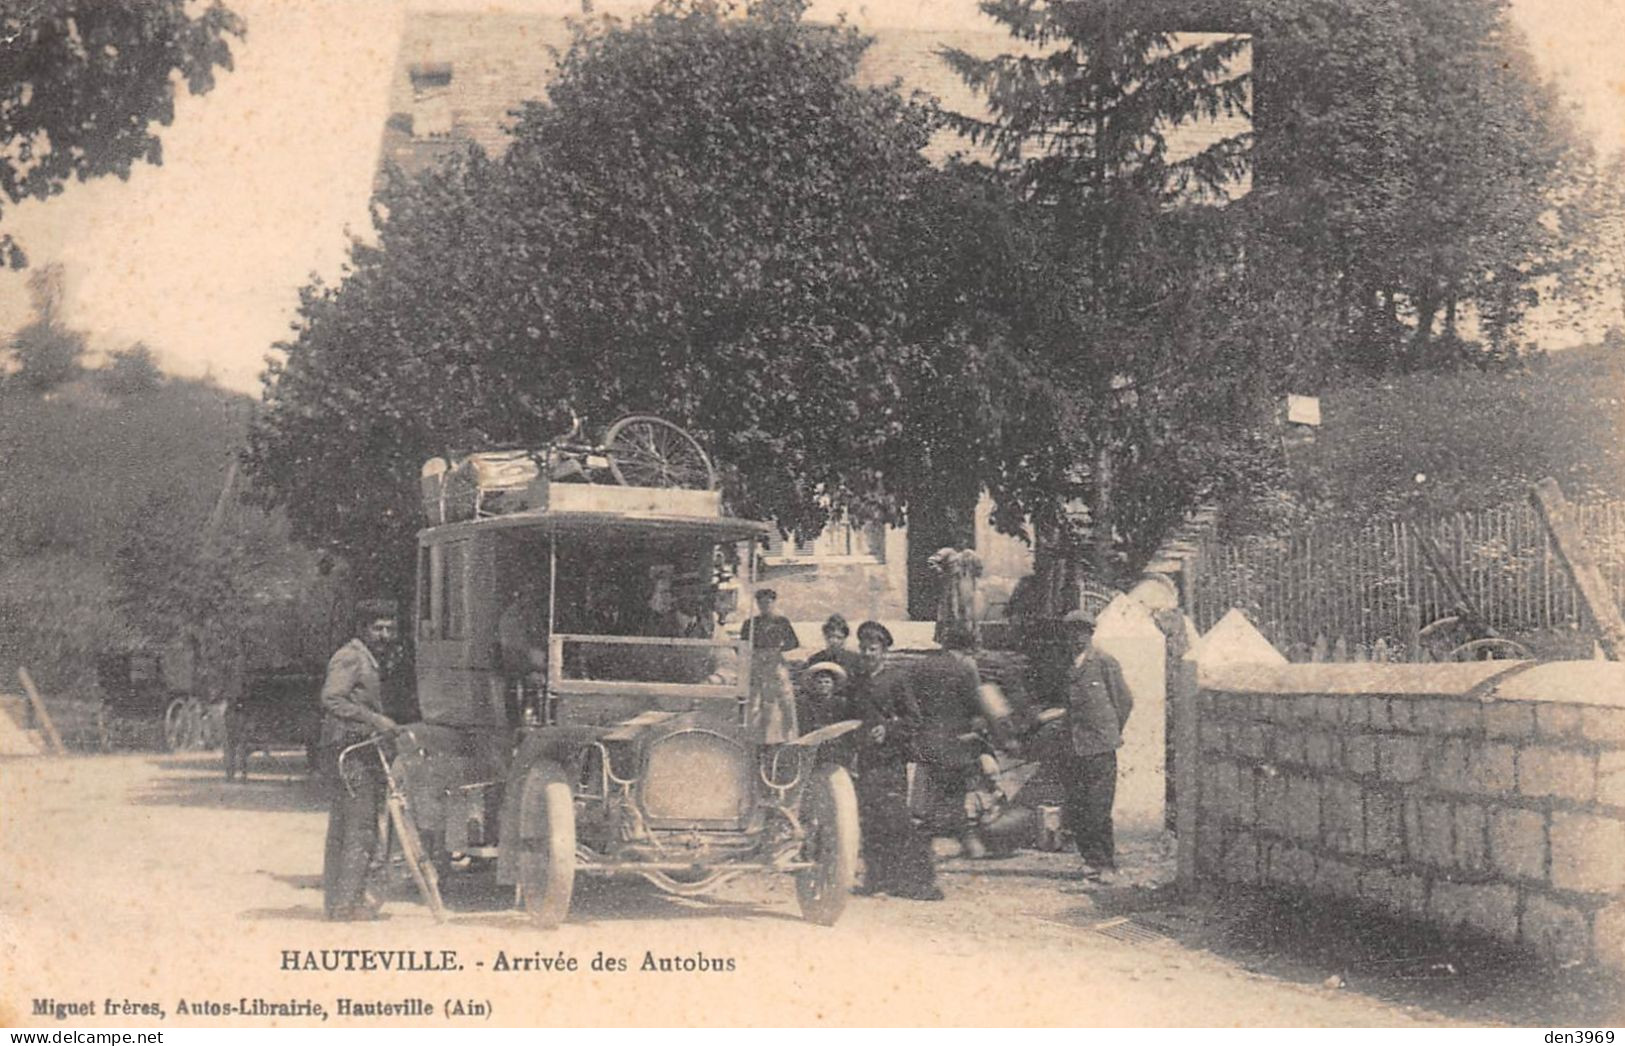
319 599 400 920
319 601 400 750
1060 609 1133 882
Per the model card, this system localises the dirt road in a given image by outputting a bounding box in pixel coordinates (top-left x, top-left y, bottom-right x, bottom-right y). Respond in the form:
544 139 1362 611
0 752 1610 1027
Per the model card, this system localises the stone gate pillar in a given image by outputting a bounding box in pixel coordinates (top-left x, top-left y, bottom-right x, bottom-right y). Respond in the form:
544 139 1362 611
1092 574 1182 831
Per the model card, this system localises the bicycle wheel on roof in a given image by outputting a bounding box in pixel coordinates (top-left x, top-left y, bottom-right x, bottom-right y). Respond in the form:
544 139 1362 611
603 415 717 491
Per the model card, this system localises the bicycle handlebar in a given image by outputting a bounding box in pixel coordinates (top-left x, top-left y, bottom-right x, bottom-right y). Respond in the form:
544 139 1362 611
334 728 428 795
335 733 391 793
337 731 387 759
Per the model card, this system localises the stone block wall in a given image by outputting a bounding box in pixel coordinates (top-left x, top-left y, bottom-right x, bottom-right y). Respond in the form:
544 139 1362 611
1181 660 1625 968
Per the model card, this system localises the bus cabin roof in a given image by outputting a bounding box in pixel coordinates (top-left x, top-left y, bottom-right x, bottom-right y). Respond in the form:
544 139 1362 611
417 509 774 546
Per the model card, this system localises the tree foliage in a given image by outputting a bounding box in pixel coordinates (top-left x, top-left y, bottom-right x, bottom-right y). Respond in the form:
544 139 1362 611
98 341 164 395
249 0 1027 596
0 0 244 267
111 491 248 697
1243 0 1588 376
1578 153 1625 337
0 373 263 692
937 0 1594 575
6 262 85 390
249 0 1596 602
111 483 312 699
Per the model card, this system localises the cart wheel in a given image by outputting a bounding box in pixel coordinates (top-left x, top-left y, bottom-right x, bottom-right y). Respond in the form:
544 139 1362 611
1449 637 1531 662
795 763 859 926
323 759 385 919
516 766 576 929
162 698 192 752
603 415 717 490
200 700 227 750
1418 615 1462 639
1417 615 1463 662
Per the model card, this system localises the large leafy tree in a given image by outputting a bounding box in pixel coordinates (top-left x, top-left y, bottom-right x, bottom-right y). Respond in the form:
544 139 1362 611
111 476 338 700
1381 0 1584 368
0 0 244 267
248 0 1038 596
1243 0 1588 375
111 488 253 700
883 163 1084 612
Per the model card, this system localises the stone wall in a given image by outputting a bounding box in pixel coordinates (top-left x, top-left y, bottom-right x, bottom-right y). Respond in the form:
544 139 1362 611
1177 659 1625 968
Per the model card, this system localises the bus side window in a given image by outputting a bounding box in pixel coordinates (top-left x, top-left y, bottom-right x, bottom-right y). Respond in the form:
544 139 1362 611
440 541 468 640
417 545 434 640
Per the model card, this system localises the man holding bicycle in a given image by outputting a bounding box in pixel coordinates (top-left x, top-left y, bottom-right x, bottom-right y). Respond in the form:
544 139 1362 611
319 599 400 920
319 601 400 748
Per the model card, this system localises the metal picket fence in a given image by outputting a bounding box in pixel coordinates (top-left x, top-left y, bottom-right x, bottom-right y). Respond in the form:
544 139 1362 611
1187 496 1625 656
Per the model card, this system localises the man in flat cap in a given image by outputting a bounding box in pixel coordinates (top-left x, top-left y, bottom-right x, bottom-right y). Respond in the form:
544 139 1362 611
1059 608 1133 882
319 600 401 748
851 620 941 900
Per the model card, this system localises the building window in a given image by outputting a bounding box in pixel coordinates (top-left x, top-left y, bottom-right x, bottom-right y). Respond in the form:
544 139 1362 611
409 63 452 91
762 518 884 565
408 62 454 138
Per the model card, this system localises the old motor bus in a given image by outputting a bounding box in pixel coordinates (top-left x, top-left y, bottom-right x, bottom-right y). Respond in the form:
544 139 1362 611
325 418 860 927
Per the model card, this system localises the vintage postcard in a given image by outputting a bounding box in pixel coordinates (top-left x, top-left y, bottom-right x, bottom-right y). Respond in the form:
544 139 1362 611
2 0 1624 1030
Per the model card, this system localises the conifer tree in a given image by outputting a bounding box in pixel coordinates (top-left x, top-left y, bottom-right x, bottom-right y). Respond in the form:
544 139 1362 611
942 0 1254 583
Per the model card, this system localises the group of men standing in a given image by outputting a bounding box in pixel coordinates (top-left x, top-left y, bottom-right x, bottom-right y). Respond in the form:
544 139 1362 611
778 602 1136 900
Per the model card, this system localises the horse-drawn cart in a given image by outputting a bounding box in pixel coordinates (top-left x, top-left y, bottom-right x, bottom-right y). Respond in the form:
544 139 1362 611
94 651 221 752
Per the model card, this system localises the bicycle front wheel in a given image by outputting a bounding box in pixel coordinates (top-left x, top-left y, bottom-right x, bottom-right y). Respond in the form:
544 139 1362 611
603 416 716 490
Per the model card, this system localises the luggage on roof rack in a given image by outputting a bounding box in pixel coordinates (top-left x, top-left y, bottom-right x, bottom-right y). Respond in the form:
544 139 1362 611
420 451 545 524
